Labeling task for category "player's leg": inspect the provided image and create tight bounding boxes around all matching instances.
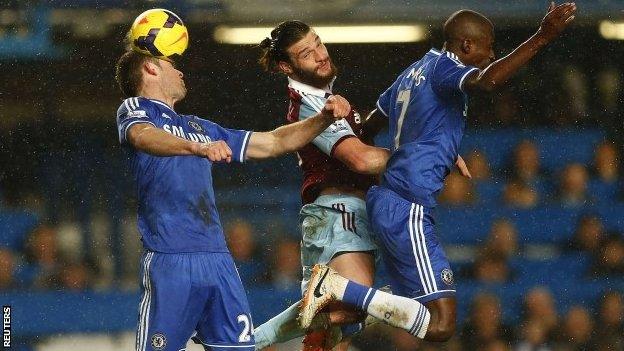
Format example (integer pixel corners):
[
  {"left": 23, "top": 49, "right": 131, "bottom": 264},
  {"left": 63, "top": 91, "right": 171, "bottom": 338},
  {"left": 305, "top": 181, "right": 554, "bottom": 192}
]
[
  {"left": 325, "top": 251, "right": 374, "bottom": 351},
  {"left": 299, "top": 264, "right": 431, "bottom": 338},
  {"left": 299, "top": 186, "right": 457, "bottom": 342},
  {"left": 366, "top": 186, "right": 457, "bottom": 341},
  {"left": 424, "top": 297, "right": 456, "bottom": 341},
  {"left": 253, "top": 301, "right": 305, "bottom": 350},
  {"left": 300, "top": 252, "right": 373, "bottom": 351},
  {"left": 301, "top": 196, "right": 378, "bottom": 350},
  {"left": 135, "top": 251, "right": 205, "bottom": 351},
  {"left": 254, "top": 196, "right": 377, "bottom": 350},
  {"left": 321, "top": 252, "right": 375, "bottom": 327},
  {"left": 194, "top": 252, "right": 255, "bottom": 351}
]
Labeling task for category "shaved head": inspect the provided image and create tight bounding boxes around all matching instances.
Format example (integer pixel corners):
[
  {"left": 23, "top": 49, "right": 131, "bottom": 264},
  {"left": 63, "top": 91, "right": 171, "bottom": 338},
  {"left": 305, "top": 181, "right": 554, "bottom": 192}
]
[
  {"left": 443, "top": 9, "right": 495, "bottom": 69},
  {"left": 444, "top": 10, "right": 493, "bottom": 43}
]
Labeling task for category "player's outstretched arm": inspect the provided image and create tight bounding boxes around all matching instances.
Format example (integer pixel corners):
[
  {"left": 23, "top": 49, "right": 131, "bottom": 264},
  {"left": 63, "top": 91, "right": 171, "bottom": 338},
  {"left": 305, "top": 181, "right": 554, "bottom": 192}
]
[
  {"left": 465, "top": 2, "right": 576, "bottom": 94},
  {"left": 245, "top": 95, "right": 351, "bottom": 160},
  {"left": 127, "top": 123, "right": 233, "bottom": 162},
  {"left": 333, "top": 138, "right": 390, "bottom": 175}
]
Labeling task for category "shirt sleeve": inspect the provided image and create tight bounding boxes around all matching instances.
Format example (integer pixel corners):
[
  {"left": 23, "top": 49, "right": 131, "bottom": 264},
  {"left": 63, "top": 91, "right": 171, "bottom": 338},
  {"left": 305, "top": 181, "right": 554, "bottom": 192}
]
[
  {"left": 431, "top": 53, "right": 479, "bottom": 96},
  {"left": 298, "top": 94, "right": 355, "bottom": 156},
  {"left": 205, "top": 121, "right": 252, "bottom": 163},
  {"left": 116, "top": 97, "right": 157, "bottom": 145},
  {"left": 376, "top": 75, "right": 401, "bottom": 118}
]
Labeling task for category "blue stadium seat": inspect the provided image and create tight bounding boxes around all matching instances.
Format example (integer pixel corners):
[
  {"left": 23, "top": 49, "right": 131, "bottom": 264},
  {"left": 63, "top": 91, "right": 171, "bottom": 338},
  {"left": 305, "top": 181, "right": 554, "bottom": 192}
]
[
  {"left": 4, "top": 278, "right": 622, "bottom": 337},
  {"left": 460, "top": 128, "right": 605, "bottom": 172},
  {"left": 216, "top": 185, "right": 301, "bottom": 208},
  {"left": 588, "top": 179, "right": 621, "bottom": 204},
  {"left": 594, "top": 204, "right": 624, "bottom": 233},
  {"left": 533, "top": 129, "right": 604, "bottom": 172},
  {"left": 0, "top": 210, "right": 39, "bottom": 251},
  {"left": 474, "top": 180, "right": 504, "bottom": 204},
  {"left": 455, "top": 277, "right": 624, "bottom": 324},
  {"left": 435, "top": 206, "right": 581, "bottom": 245},
  {"left": 14, "top": 263, "right": 40, "bottom": 288},
  {"left": 461, "top": 129, "right": 521, "bottom": 170},
  {"left": 510, "top": 254, "right": 592, "bottom": 285},
  {"left": 510, "top": 207, "right": 580, "bottom": 244},
  {"left": 437, "top": 203, "right": 624, "bottom": 245},
  {"left": 435, "top": 206, "right": 499, "bottom": 244}
]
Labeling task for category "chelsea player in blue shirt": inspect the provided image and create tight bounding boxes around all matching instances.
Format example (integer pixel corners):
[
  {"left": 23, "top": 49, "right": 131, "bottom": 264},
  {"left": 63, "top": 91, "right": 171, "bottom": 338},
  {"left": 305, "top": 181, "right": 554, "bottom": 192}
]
[
  {"left": 299, "top": 2, "right": 577, "bottom": 343},
  {"left": 114, "top": 49, "right": 351, "bottom": 351}
]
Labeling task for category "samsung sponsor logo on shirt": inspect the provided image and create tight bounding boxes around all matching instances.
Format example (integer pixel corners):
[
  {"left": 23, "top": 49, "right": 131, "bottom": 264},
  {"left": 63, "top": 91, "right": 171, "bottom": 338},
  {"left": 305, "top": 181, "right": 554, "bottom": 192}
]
[{"left": 163, "top": 124, "right": 212, "bottom": 143}]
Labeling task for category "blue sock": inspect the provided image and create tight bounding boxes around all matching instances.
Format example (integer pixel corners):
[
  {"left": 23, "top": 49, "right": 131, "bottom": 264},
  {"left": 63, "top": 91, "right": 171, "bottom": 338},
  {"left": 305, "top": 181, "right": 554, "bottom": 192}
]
[{"left": 342, "top": 280, "right": 377, "bottom": 311}]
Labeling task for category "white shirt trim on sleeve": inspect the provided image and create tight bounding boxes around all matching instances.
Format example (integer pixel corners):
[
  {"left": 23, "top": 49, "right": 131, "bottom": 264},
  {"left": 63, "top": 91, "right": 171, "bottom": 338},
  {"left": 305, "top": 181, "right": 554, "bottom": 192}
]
[
  {"left": 459, "top": 67, "right": 479, "bottom": 93},
  {"left": 123, "top": 120, "right": 156, "bottom": 143},
  {"left": 239, "top": 131, "right": 252, "bottom": 162},
  {"left": 376, "top": 100, "right": 389, "bottom": 117},
  {"left": 123, "top": 98, "right": 135, "bottom": 111}
]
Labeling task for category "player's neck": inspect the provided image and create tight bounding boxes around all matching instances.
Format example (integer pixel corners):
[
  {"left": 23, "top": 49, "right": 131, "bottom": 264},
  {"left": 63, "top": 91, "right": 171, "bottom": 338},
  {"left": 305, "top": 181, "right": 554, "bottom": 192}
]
[
  {"left": 289, "top": 74, "right": 332, "bottom": 91},
  {"left": 138, "top": 87, "right": 176, "bottom": 110},
  {"left": 287, "top": 76, "right": 333, "bottom": 96},
  {"left": 441, "top": 42, "right": 467, "bottom": 64}
]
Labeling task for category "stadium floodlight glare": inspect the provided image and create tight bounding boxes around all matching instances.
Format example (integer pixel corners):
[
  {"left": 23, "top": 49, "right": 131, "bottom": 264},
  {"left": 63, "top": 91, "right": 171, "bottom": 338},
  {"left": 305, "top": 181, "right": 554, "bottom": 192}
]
[
  {"left": 599, "top": 20, "right": 624, "bottom": 40},
  {"left": 214, "top": 25, "right": 427, "bottom": 44}
]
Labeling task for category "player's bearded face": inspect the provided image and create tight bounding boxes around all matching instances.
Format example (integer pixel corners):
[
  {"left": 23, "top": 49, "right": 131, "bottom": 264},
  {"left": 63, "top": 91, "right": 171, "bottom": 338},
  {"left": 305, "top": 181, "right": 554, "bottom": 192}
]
[
  {"left": 291, "top": 58, "right": 337, "bottom": 88},
  {"left": 286, "top": 31, "right": 337, "bottom": 88}
]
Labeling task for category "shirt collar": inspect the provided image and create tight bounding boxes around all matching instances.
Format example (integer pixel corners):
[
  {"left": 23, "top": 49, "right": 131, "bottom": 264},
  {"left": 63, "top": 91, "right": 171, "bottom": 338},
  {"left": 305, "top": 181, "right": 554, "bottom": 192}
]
[
  {"left": 436, "top": 48, "right": 468, "bottom": 65},
  {"left": 147, "top": 98, "right": 176, "bottom": 113},
  {"left": 287, "top": 76, "right": 336, "bottom": 98},
  {"left": 428, "top": 48, "right": 442, "bottom": 56}
]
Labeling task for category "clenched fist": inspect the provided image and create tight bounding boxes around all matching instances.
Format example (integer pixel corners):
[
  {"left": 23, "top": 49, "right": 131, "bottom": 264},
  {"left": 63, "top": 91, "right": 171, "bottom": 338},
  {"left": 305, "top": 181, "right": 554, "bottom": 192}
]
[
  {"left": 191, "top": 140, "right": 233, "bottom": 163},
  {"left": 321, "top": 95, "right": 351, "bottom": 121}
]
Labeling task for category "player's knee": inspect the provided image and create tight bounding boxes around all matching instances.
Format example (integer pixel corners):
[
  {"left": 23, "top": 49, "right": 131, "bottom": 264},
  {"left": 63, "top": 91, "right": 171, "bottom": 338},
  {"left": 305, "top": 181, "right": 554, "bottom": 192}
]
[{"left": 437, "top": 319, "right": 456, "bottom": 341}]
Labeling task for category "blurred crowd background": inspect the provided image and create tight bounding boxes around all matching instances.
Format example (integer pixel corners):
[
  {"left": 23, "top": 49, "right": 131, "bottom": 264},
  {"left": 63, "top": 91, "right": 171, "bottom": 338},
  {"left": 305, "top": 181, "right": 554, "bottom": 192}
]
[{"left": 1, "top": 1, "right": 624, "bottom": 350}]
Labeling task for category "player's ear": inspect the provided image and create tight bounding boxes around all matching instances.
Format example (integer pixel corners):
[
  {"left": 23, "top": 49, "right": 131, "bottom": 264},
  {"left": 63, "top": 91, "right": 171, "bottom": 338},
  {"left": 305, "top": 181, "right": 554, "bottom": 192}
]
[
  {"left": 144, "top": 61, "right": 160, "bottom": 76},
  {"left": 461, "top": 39, "right": 472, "bottom": 55},
  {"left": 277, "top": 61, "right": 294, "bottom": 75}
]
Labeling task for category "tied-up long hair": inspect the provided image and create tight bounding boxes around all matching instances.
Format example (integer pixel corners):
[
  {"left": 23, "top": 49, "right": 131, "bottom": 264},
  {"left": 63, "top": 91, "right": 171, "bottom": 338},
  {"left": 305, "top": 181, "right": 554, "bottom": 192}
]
[{"left": 258, "top": 20, "right": 310, "bottom": 72}]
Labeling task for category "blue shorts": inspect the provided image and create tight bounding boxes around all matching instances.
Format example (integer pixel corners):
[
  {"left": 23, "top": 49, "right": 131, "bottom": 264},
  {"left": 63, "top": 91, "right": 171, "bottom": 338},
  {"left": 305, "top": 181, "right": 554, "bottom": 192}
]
[
  {"left": 366, "top": 186, "right": 456, "bottom": 303},
  {"left": 136, "top": 251, "right": 254, "bottom": 351}
]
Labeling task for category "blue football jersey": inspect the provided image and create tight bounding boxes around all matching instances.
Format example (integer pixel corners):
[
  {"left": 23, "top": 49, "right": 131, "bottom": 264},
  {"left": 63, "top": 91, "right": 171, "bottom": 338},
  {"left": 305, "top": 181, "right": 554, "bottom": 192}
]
[
  {"left": 116, "top": 97, "right": 252, "bottom": 253},
  {"left": 376, "top": 49, "right": 478, "bottom": 207}
]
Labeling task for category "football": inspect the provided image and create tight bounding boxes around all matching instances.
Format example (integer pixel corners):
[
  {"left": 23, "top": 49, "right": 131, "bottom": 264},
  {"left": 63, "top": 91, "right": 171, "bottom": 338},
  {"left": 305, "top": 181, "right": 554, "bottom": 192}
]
[{"left": 128, "top": 9, "right": 188, "bottom": 60}]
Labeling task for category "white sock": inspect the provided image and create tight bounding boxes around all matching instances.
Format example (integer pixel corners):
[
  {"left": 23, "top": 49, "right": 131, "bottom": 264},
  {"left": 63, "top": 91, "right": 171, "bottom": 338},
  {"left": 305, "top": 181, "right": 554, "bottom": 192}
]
[
  {"left": 325, "top": 267, "right": 431, "bottom": 338},
  {"left": 366, "top": 291, "right": 431, "bottom": 338},
  {"left": 334, "top": 275, "right": 431, "bottom": 339}
]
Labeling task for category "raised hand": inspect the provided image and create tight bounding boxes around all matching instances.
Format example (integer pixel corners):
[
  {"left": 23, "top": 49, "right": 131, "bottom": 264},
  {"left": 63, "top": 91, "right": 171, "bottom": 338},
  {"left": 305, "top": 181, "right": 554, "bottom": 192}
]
[
  {"left": 455, "top": 155, "right": 472, "bottom": 179},
  {"left": 537, "top": 2, "right": 577, "bottom": 43},
  {"left": 322, "top": 95, "right": 351, "bottom": 120},
  {"left": 192, "top": 140, "right": 233, "bottom": 163}
]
